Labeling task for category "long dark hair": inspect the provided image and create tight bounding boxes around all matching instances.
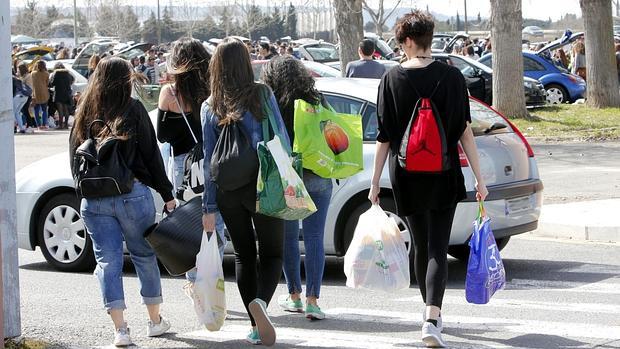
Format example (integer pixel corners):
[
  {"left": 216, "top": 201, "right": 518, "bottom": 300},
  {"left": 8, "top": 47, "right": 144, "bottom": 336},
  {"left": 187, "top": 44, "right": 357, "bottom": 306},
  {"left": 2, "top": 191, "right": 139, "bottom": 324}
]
[
  {"left": 209, "top": 37, "right": 264, "bottom": 125},
  {"left": 167, "top": 37, "right": 211, "bottom": 115},
  {"left": 261, "top": 56, "right": 321, "bottom": 114},
  {"left": 72, "top": 57, "right": 134, "bottom": 145}
]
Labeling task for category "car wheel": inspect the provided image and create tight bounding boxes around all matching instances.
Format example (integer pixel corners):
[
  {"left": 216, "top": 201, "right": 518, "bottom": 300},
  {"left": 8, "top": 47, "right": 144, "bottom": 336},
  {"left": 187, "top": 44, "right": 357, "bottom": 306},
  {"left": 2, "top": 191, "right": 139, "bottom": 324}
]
[
  {"left": 448, "top": 236, "right": 511, "bottom": 262},
  {"left": 545, "top": 84, "right": 567, "bottom": 104},
  {"left": 342, "top": 197, "right": 414, "bottom": 279},
  {"left": 37, "top": 193, "right": 96, "bottom": 272}
]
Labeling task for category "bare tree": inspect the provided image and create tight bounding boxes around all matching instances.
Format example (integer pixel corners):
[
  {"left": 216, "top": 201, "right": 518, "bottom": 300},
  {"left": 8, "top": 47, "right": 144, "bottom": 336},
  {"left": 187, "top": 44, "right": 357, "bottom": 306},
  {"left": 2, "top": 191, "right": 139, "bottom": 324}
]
[
  {"left": 334, "top": 0, "right": 364, "bottom": 75},
  {"left": 579, "top": 0, "right": 620, "bottom": 107},
  {"left": 361, "top": 0, "right": 403, "bottom": 37},
  {"left": 489, "top": 0, "right": 529, "bottom": 119},
  {"left": 178, "top": 0, "right": 203, "bottom": 38}
]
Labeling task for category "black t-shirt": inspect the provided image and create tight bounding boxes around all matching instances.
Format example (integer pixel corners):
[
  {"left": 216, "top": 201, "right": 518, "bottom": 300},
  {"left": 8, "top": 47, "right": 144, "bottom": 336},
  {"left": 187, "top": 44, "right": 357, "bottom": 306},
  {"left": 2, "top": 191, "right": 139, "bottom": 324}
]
[
  {"left": 156, "top": 109, "right": 202, "bottom": 157},
  {"left": 377, "top": 61, "right": 471, "bottom": 215}
]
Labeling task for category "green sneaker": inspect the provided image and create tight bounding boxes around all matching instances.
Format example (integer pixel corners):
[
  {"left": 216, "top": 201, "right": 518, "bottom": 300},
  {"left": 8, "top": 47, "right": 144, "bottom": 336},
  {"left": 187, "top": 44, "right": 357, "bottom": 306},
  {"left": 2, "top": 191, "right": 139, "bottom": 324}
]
[
  {"left": 305, "top": 304, "right": 325, "bottom": 320},
  {"left": 245, "top": 328, "right": 261, "bottom": 345},
  {"left": 278, "top": 295, "right": 303, "bottom": 313}
]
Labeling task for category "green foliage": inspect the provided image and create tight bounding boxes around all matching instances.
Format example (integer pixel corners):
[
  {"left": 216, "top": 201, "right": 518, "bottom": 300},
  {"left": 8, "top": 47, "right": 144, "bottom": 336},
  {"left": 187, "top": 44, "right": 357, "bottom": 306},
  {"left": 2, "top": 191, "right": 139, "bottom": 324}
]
[
  {"left": 511, "top": 105, "right": 620, "bottom": 141},
  {"left": 142, "top": 11, "right": 158, "bottom": 43},
  {"left": 285, "top": 3, "right": 298, "bottom": 39}
]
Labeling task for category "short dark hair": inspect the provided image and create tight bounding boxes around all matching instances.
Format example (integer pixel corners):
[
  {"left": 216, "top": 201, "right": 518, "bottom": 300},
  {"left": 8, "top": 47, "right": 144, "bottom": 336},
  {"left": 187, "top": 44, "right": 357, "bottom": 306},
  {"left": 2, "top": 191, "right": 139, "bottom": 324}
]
[
  {"left": 359, "top": 39, "right": 375, "bottom": 56},
  {"left": 466, "top": 45, "right": 474, "bottom": 55},
  {"left": 395, "top": 10, "right": 434, "bottom": 49},
  {"left": 139, "top": 56, "right": 145, "bottom": 63},
  {"left": 260, "top": 42, "right": 270, "bottom": 51}
]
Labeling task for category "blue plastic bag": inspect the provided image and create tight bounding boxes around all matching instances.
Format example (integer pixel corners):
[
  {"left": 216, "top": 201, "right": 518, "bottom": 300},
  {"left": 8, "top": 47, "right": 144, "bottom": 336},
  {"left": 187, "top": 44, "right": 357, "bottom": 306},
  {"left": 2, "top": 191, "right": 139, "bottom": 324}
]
[{"left": 465, "top": 201, "right": 506, "bottom": 304}]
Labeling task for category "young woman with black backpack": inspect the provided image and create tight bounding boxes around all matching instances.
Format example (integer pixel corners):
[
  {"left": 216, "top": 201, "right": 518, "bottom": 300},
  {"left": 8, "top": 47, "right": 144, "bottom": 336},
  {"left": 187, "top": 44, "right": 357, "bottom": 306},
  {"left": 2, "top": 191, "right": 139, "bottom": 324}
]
[
  {"left": 369, "top": 10, "right": 488, "bottom": 348},
  {"left": 201, "top": 38, "right": 290, "bottom": 347},
  {"left": 69, "top": 57, "right": 176, "bottom": 347}
]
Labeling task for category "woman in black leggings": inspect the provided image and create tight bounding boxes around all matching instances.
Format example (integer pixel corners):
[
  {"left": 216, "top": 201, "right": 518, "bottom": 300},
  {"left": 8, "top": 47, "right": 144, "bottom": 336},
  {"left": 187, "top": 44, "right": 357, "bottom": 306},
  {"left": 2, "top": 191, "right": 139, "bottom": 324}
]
[
  {"left": 369, "top": 10, "right": 488, "bottom": 348},
  {"left": 201, "top": 38, "right": 290, "bottom": 347}
]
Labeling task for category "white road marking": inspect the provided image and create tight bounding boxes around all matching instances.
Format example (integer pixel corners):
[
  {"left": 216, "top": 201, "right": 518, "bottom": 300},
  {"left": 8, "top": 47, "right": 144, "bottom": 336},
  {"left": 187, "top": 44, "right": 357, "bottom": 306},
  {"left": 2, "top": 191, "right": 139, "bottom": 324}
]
[
  {"left": 394, "top": 295, "right": 620, "bottom": 314},
  {"left": 507, "top": 278, "right": 620, "bottom": 294}
]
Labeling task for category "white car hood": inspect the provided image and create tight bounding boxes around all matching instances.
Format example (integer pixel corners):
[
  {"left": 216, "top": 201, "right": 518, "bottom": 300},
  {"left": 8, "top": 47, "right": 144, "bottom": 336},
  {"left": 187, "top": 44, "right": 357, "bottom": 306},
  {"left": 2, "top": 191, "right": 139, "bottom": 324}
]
[{"left": 16, "top": 152, "right": 73, "bottom": 193}]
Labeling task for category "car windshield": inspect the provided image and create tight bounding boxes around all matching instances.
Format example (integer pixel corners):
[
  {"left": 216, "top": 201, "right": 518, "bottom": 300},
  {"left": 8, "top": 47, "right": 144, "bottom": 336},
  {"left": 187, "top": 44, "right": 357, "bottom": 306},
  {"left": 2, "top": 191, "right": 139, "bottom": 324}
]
[
  {"left": 457, "top": 55, "right": 493, "bottom": 76},
  {"left": 305, "top": 44, "right": 339, "bottom": 62}
]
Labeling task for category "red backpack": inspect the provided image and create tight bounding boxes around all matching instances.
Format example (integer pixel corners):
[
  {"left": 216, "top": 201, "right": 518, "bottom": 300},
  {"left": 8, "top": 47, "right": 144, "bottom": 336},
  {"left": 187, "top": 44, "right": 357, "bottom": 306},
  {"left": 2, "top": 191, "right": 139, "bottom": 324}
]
[{"left": 398, "top": 74, "right": 451, "bottom": 173}]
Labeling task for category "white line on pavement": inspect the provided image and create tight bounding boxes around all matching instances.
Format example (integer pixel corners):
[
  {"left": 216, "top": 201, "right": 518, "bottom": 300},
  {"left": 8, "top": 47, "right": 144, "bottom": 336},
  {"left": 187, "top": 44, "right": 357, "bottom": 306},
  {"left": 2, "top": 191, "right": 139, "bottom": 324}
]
[{"left": 507, "top": 278, "right": 620, "bottom": 294}]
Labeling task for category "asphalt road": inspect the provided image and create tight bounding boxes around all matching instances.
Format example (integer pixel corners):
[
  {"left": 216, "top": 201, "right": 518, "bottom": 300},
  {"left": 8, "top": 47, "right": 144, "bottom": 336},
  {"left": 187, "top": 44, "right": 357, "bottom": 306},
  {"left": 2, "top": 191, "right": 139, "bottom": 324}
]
[{"left": 16, "top": 236, "right": 620, "bottom": 349}]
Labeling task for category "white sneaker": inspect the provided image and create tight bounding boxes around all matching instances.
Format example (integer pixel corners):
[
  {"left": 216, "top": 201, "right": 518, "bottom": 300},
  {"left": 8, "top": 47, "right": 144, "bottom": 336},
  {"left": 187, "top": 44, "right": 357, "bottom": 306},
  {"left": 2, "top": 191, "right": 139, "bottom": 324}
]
[
  {"left": 146, "top": 316, "right": 171, "bottom": 337},
  {"left": 421, "top": 321, "right": 446, "bottom": 348},
  {"left": 422, "top": 312, "right": 443, "bottom": 332},
  {"left": 249, "top": 299, "right": 276, "bottom": 347},
  {"left": 113, "top": 325, "right": 132, "bottom": 347}
]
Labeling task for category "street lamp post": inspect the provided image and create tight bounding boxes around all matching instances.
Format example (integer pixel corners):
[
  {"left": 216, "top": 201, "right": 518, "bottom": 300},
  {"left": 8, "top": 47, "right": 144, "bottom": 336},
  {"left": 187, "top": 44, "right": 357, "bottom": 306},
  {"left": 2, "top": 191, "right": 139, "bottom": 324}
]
[
  {"left": 73, "top": 0, "right": 78, "bottom": 47},
  {"left": 157, "top": 0, "right": 162, "bottom": 44},
  {"left": 464, "top": 0, "right": 468, "bottom": 33}
]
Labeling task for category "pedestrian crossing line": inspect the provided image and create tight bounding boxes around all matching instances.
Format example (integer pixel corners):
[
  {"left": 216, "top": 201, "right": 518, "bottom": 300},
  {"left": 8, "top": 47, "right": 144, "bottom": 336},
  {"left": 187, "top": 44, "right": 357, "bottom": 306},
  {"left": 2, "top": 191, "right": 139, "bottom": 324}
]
[
  {"left": 324, "top": 308, "right": 620, "bottom": 341},
  {"left": 184, "top": 323, "right": 509, "bottom": 349},
  {"left": 394, "top": 295, "right": 620, "bottom": 314},
  {"left": 507, "top": 278, "right": 620, "bottom": 294}
]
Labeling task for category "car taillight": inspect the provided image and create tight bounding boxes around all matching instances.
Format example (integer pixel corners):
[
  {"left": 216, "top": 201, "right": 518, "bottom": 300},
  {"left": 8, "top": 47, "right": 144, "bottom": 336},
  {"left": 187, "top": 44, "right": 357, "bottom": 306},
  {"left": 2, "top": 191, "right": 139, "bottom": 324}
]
[{"left": 457, "top": 144, "right": 469, "bottom": 167}]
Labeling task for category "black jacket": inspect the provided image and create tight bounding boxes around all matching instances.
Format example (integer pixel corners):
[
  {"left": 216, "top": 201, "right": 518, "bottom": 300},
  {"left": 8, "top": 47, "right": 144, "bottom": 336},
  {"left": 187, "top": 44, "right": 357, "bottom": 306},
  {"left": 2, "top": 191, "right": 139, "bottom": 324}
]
[
  {"left": 70, "top": 99, "right": 174, "bottom": 202},
  {"left": 49, "top": 70, "right": 74, "bottom": 104}
]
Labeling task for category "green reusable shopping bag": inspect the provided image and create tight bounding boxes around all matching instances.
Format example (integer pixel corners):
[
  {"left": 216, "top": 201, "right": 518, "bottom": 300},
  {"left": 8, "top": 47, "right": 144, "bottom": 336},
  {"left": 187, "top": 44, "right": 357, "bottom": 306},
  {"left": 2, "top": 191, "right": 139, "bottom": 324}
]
[
  {"left": 255, "top": 93, "right": 317, "bottom": 220},
  {"left": 293, "top": 99, "right": 363, "bottom": 179}
]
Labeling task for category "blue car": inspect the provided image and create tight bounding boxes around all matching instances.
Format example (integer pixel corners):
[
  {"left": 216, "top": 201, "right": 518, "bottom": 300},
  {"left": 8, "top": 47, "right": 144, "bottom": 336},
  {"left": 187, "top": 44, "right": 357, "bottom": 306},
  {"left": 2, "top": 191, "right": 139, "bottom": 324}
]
[{"left": 478, "top": 50, "right": 586, "bottom": 104}]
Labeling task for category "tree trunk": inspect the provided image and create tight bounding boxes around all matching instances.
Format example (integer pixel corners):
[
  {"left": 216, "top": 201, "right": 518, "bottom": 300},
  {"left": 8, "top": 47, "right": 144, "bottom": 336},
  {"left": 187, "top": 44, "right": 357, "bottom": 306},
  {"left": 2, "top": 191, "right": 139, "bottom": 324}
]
[
  {"left": 334, "top": 0, "right": 364, "bottom": 75},
  {"left": 580, "top": 0, "right": 620, "bottom": 107},
  {"left": 490, "top": 0, "right": 529, "bottom": 119}
]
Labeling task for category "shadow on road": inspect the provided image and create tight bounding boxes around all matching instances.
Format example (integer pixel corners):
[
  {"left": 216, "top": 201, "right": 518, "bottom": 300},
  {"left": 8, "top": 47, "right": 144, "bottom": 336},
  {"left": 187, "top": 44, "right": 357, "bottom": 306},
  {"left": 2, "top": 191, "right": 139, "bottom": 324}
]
[{"left": 447, "top": 330, "right": 588, "bottom": 349}]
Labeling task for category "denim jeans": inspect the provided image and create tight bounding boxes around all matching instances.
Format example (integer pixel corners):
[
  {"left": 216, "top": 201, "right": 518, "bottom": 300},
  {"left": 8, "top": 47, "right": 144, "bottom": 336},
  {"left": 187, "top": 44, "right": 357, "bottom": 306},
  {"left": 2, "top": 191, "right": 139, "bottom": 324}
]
[
  {"left": 80, "top": 182, "right": 163, "bottom": 310},
  {"left": 13, "top": 94, "right": 27, "bottom": 131},
  {"left": 283, "top": 171, "right": 333, "bottom": 298},
  {"left": 34, "top": 103, "right": 48, "bottom": 127},
  {"left": 173, "top": 154, "right": 227, "bottom": 282}
]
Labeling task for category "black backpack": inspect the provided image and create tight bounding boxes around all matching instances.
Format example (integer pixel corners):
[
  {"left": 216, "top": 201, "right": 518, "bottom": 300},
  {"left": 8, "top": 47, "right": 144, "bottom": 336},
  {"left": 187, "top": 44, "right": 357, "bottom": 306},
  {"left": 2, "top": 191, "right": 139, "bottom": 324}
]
[
  {"left": 73, "top": 119, "right": 134, "bottom": 198},
  {"left": 210, "top": 121, "right": 258, "bottom": 192}
]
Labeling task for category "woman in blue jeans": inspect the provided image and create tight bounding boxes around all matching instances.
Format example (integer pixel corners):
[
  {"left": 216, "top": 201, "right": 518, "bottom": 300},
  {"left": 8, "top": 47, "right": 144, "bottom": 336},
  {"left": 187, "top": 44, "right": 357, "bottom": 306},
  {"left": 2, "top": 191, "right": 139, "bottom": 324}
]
[
  {"left": 261, "top": 56, "right": 333, "bottom": 320},
  {"left": 70, "top": 58, "right": 176, "bottom": 347}
]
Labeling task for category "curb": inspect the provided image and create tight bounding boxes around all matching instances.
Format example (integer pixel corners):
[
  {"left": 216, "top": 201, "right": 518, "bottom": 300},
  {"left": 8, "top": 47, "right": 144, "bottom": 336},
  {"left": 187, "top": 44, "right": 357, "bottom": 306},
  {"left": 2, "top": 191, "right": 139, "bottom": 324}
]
[{"left": 529, "top": 199, "right": 620, "bottom": 243}]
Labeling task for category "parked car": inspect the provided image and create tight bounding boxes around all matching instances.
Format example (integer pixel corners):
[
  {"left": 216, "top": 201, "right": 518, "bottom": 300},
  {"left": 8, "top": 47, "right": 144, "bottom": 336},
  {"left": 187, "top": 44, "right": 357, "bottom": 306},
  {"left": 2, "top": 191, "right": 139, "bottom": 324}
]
[
  {"left": 297, "top": 42, "right": 340, "bottom": 63},
  {"left": 478, "top": 52, "right": 586, "bottom": 104},
  {"left": 363, "top": 32, "right": 396, "bottom": 60},
  {"left": 432, "top": 33, "right": 470, "bottom": 54},
  {"left": 44, "top": 60, "right": 88, "bottom": 95},
  {"left": 16, "top": 78, "right": 542, "bottom": 272},
  {"left": 252, "top": 60, "right": 341, "bottom": 80},
  {"left": 12, "top": 46, "right": 55, "bottom": 63},
  {"left": 72, "top": 40, "right": 151, "bottom": 78},
  {"left": 433, "top": 53, "right": 547, "bottom": 107},
  {"left": 522, "top": 26, "right": 544, "bottom": 38}
]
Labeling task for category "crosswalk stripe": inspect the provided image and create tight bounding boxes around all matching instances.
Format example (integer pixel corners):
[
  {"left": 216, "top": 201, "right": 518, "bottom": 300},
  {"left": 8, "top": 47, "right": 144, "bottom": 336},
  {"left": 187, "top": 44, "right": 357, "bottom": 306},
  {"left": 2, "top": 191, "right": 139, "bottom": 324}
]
[
  {"left": 325, "top": 308, "right": 620, "bottom": 340},
  {"left": 394, "top": 295, "right": 620, "bottom": 314},
  {"left": 507, "top": 278, "right": 620, "bottom": 294}
]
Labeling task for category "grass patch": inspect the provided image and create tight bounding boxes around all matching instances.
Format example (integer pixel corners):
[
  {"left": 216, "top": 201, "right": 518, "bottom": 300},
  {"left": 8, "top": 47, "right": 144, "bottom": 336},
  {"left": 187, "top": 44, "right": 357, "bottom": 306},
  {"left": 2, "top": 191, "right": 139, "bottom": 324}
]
[
  {"left": 510, "top": 104, "right": 620, "bottom": 141},
  {"left": 5, "top": 338, "right": 51, "bottom": 349}
]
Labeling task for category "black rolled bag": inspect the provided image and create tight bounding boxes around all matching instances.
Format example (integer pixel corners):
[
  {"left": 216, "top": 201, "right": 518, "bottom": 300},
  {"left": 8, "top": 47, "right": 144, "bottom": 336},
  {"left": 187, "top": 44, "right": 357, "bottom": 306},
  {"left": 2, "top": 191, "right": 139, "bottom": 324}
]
[{"left": 144, "top": 196, "right": 203, "bottom": 276}]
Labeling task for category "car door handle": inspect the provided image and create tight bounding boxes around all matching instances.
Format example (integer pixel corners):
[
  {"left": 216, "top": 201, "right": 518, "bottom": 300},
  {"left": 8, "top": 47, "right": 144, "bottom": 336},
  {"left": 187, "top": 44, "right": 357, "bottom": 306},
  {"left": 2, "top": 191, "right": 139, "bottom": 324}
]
[{"left": 504, "top": 165, "right": 513, "bottom": 176}]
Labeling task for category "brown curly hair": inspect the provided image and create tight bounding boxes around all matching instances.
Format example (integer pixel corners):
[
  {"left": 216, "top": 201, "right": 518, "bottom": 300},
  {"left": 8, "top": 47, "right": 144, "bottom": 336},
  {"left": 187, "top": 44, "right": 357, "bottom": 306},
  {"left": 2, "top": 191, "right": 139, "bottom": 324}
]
[{"left": 394, "top": 9, "right": 435, "bottom": 50}]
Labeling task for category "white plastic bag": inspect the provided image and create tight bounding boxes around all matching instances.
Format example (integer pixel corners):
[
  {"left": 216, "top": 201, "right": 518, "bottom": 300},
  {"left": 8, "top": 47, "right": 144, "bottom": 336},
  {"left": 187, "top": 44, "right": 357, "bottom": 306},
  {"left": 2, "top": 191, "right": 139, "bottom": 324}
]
[
  {"left": 193, "top": 232, "right": 226, "bottom": 331},
  {"left": 344, "top": 204, "right": 410, "bottom": 292}
]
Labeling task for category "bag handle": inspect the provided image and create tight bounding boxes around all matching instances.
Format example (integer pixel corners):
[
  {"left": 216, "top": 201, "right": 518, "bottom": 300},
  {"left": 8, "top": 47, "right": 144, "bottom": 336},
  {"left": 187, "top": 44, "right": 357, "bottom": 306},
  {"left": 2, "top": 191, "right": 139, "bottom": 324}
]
[
  {"left": 171, "top": 86, "right": 199, "bottom": 145},
  {"left": 260, "top": 88, "right": 292, "bottom": 154},
  {"left": 87, "top": 119, "right": 113, "bottom": 140},
  {"left": 477, "top": 200, "right": 487, "bottom": 225}
]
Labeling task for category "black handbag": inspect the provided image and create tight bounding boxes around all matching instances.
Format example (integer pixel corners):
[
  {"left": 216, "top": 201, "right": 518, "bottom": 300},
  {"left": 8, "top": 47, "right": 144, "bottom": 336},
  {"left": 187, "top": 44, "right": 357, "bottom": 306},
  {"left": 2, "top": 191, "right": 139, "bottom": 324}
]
[
  {"left": 143, "top": 196, "right": 203, "bottom": 276},
  {"left": 73, "top": 119, "right": 134, "bottom": 198},
  {"left": 210, "top": 121, "right": 259, "bottom": 191}
]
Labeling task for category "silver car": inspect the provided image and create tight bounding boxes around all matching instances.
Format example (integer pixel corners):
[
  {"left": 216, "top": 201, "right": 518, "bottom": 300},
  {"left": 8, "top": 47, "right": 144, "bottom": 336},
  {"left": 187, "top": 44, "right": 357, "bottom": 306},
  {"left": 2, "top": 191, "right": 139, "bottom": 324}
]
[{"left": 15, "top": 78, "right": 543, "bottom": 272}]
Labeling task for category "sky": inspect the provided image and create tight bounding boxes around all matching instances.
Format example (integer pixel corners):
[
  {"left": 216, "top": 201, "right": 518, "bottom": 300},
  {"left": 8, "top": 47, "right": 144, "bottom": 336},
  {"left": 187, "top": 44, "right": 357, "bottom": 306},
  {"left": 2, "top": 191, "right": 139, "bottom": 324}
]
[{"left": 10, "top": 0, "right": 584, "bottom": 21}]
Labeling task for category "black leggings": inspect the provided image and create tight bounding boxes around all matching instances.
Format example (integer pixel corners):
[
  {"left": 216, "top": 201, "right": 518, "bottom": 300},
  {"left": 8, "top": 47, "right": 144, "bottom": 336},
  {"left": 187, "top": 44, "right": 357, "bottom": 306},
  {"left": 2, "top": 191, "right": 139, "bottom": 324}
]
[
  {"left": 405, "top": 206, "right": 456, "bottom": 309},
  {"left": 216, "top": 186, "right": 284, "bottom": 326}
]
